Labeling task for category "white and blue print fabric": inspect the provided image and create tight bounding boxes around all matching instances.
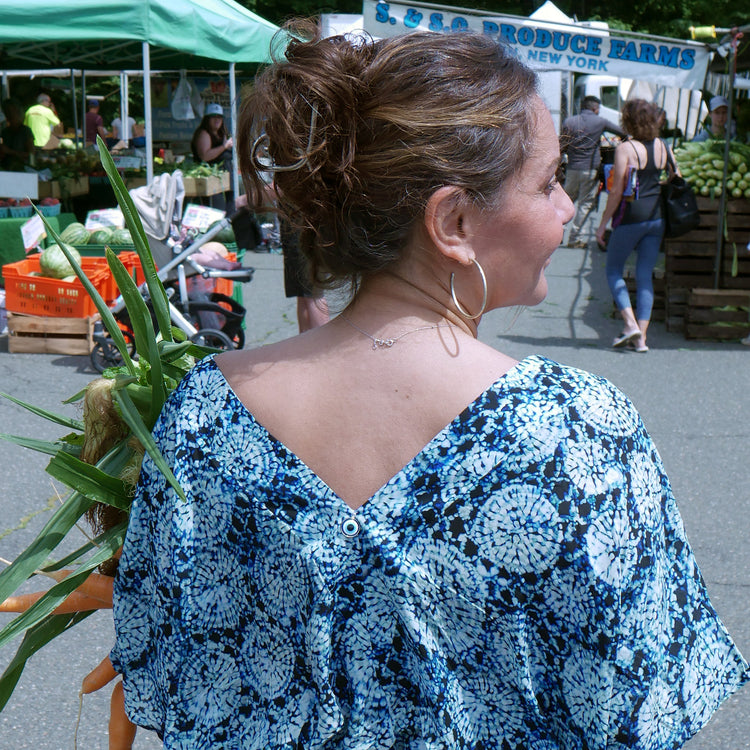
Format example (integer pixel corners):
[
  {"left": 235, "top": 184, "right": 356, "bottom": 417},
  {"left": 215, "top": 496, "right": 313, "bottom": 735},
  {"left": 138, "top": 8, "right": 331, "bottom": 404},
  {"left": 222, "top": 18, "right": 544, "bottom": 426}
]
[{"left": 111, "top": 355, "right": 748, "bottom": 749}]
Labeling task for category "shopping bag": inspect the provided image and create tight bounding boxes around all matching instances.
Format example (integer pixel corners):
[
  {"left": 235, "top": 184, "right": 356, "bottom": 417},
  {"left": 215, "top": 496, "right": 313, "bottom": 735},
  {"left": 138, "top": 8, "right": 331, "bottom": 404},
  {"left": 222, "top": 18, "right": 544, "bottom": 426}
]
[{"left": 661, "top": 176, "right": 700, "bottom": 238}]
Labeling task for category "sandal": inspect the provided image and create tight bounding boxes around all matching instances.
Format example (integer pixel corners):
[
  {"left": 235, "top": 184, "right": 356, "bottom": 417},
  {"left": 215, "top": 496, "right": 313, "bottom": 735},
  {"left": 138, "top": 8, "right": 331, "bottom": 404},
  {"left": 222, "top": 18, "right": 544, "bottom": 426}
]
[{"left": 612, "top": 329, "right": 641, "bottom": 348}]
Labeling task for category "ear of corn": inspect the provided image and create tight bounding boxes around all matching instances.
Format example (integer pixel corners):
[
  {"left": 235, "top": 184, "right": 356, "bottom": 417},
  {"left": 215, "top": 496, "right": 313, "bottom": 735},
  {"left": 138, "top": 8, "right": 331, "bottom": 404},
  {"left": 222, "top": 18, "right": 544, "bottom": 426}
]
[{"left": 0, "top": 135, "right": 220, "bottom": 709}]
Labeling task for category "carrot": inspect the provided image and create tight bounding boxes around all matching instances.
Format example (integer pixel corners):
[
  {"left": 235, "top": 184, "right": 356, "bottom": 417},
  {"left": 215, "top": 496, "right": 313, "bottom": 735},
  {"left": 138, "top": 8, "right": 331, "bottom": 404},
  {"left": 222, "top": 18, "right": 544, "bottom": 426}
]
[
  {"left": 81, "top": 655, "right": 118, "bottom": 694},
  {"left": 41, "top": 569, "right": 114, "bottom": 605},
  {"left": 109, "top": 681, "right": 137, "bottom": 750},
  {"left": 0, "top": 590, "right": 112, "bottom": 614}
]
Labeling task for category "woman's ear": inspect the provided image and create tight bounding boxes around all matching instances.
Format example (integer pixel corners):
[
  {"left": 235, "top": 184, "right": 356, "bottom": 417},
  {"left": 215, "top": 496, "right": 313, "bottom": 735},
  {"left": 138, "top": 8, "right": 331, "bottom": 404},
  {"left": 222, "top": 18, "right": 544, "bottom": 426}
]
[{"left": 424, "top": 186, "right": 476, "bottom": 265}]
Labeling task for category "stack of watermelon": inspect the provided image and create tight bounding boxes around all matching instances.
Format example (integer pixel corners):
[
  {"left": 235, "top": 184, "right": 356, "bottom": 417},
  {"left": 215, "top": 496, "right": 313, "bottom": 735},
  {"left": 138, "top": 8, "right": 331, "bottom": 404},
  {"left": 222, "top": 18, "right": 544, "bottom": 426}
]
[{"left": 58, "top": 222, "right": 133, "bottom": 247}]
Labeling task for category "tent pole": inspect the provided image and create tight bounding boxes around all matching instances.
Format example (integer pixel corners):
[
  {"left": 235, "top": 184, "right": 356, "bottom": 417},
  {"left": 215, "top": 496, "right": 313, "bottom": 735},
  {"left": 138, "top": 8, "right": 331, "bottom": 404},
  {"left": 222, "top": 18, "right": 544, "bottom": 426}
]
[
  {"left": 120, "top": 72, "right": 130, "bottom": 142},
  {"left": 713, "top": 28, "right": 741, "bottom": 290},
  {"left": 81, "top": 71, "right": 87, "bottom": 148},
  {"left": 143, "top": 42, "right": 153, "bottom": 185},
  {"left": 69, "top": 69, "right": 79, "bottom": 149},
  {"left": 229, "top": 62, "right": 239, "bottom": 204}
]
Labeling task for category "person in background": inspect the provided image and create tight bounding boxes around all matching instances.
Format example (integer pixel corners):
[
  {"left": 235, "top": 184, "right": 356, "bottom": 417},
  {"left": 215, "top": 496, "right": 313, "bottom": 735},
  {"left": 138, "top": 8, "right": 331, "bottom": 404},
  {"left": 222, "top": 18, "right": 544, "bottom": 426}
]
[
  {"left": 112, "top": 24, "right": 748, "bottom": 749},
  {"left": 0, "top": 99, "right": 34, "bottom": 170},
  {"left": 692, "top": 95, "right": 736, "bottom": 142},
  {"left": 111, "top": 114, "right": 136, "bottom": 144},
  {"left": 24, "top": 93, "right": 60, "bottom": 149},
  {"left": 192, "top": 102, "right": 234, "bottom": 211},
  {"left": 596, "top": 99, "right": 679, "bottom": 353},
  {"left": 560, "top": 95, "right": 623, "bottom": 248},
  {"left": 85, "top": 98, "right": 108, "bottom": 145},
  {"left": 280, "top": 219, "right": 330, "bottom": 332},
  {"left": 191, "top": 102, "right": 233, "bottom": 167}
]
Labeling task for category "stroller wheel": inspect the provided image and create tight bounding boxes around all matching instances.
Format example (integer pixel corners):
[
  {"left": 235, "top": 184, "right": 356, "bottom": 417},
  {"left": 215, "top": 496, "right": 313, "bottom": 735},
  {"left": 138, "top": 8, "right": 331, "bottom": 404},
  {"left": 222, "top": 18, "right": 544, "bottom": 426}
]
[
  {"left": 91, "top": 339, "right": 125, "bottom": 373},
  {"left": 191, "top": 329, "right": 236, "bottom": 351}
]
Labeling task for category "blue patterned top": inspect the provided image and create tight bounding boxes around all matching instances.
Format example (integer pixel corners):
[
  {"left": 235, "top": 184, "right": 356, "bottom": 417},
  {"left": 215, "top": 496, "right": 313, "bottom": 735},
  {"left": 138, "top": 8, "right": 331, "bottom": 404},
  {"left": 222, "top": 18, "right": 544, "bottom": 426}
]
[{"left": 111, "top": 355, "right": 748, "bottom": 749}]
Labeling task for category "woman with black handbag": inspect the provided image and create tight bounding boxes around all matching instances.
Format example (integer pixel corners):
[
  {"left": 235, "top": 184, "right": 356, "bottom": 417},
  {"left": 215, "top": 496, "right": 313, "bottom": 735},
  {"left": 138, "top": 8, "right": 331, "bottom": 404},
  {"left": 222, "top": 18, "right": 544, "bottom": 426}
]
[{"left": 595, "top": 99, "right": 679, "bottom": 353}]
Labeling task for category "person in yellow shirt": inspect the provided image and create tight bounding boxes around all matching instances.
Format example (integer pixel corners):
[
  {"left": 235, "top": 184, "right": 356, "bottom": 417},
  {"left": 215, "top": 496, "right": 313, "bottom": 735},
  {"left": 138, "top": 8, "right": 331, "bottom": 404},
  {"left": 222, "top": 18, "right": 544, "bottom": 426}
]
[{"left": 24, "top": 93, "right": 61, "bottom": 149}]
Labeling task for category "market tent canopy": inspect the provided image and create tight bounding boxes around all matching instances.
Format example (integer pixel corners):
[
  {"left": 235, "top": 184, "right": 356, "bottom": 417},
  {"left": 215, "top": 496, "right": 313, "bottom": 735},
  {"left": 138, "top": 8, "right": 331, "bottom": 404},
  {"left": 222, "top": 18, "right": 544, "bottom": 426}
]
[{"left": 0, "top": 0, "right": 280, "bottom": 70}]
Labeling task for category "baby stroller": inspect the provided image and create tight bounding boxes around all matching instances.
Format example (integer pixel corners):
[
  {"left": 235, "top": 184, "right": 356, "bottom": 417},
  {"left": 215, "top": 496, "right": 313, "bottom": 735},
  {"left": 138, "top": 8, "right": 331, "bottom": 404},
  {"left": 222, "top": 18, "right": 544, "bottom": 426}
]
[{"left": 90, "top": 172, "right": 255, "bottom": 373}]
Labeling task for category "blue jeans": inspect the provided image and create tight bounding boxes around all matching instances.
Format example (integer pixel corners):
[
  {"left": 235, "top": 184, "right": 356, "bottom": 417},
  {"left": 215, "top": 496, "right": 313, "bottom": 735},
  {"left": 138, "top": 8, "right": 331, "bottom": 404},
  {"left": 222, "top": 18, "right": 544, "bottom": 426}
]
[{"left": 606, "top": 219, "right": 663, "bottom": 321}]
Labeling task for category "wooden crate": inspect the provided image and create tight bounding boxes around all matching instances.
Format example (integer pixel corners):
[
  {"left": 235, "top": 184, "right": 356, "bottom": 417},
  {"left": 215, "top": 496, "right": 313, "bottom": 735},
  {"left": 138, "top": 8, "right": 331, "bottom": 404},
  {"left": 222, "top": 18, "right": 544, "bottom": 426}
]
[
  {"left": 685, "top": 288, "right": 750, "bottom": 340},
  {"left": 7, "top": 312, "right": 98, "bottom": 354},
  {"left": 182, "top": 175, "right": 224, "bottom": 197},
  {"left": 663, "top": 198, "right": 750, "bottom": 333}
]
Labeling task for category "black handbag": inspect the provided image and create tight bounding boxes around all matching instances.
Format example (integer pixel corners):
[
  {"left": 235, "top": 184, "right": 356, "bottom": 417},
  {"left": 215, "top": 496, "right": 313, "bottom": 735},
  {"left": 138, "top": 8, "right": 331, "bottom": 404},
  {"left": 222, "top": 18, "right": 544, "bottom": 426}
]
[{"left": 662, "top": 147, "right": 700, "bottom": 238}]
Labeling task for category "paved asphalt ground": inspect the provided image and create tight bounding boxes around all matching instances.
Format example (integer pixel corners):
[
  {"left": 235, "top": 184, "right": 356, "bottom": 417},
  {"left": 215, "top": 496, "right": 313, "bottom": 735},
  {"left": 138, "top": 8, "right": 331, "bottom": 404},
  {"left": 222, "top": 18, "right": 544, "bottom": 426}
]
[{"left": 0, "top": 239, "right": 748, "bottom": 748}]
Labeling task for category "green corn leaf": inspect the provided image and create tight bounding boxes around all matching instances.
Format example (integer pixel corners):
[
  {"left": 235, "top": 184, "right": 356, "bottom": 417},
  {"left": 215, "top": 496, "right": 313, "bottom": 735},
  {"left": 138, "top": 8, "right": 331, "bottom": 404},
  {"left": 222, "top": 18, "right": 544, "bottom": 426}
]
[
  {"left": 113, "top": 387, "right": 186, "bottom": 502},
  {"left": 105, "top": 248, "right": 166, "bottom": 424},
  {"left": 158, "top": 339, "right": 196, "bottom": 363},
  {"left": 0, "top": 612, "right": 93, "bottom": 711},
  {"left": 0, "top": 391, "right": 83, "bottom": 431},
  {"left": 34, "top": 208, "right": 137, "bottom": 378},
  {"left": 0, "top": 526, "right": 124, "bottom": 651},
  {"left": 0, "top": 440, "right": 131, "bottom": 606},
  {"left": 46, "top": 452, "right": 132, "bottom": 511},
  {"left": 41, "top": 525, "right": 126, "bottom": 573},
  {"left": 0, "top": 433, "right": 69, "bottom": 457},
  {"left": 0, "top": 493, "right": 93, "bottom": 608},
  {"left": 97, "top": 136, "right": 173, "bottom": 342}
]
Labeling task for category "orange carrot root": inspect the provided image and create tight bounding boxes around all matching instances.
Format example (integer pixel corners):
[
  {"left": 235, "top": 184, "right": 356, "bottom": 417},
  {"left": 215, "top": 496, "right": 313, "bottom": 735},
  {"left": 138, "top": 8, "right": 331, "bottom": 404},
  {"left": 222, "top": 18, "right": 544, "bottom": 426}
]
[
  {"left": 0, "top": 589, "right": 112, "bottom": 614},
  {"left": 109, "top": 681, "right": 137, "bottom": 750},
  {"left": 41, "top": 569, "right": 114, "bottom": 605},
  {"left": 81, "top": 655, "right": 118, "bottom": 695}
]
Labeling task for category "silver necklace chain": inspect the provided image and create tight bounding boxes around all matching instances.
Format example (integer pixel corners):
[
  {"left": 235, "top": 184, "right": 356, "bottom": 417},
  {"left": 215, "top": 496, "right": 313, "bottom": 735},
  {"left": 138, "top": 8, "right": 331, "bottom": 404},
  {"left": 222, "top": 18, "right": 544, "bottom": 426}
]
[{"left": 340, "top": 314, "right": 454, "bottom": 350}]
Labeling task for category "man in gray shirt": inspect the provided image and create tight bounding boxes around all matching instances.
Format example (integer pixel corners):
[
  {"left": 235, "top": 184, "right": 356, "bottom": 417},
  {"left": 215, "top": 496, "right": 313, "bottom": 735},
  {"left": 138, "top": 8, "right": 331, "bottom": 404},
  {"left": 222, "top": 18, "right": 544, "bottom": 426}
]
[{"left": 561, "top": 95, "right": 623, "bottom": 248}]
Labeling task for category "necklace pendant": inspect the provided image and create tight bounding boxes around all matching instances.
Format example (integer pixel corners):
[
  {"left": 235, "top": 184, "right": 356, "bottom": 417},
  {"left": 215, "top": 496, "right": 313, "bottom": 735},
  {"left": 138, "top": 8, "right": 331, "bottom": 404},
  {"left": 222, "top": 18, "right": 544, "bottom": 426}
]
[{"left": 372, "top": 337, "right": 395, "bottom": 349}]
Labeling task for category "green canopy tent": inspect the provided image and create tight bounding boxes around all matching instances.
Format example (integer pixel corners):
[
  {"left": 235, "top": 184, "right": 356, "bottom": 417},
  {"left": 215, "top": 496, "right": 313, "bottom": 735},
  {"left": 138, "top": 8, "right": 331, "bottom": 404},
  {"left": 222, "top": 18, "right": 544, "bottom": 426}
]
[{"left": 0, "top": 0, "right": 280, "bottom": 185}]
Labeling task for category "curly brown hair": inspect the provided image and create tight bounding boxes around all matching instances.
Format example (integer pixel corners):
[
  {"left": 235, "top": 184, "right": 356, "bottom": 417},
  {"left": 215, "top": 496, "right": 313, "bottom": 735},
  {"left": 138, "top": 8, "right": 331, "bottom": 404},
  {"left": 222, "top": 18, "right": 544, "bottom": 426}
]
[
  {"left": 238, "top": 20, "right": 539, "bottom": 288},
  {"left": 620, "top": 98, "right": 660, "bottom": 141}
]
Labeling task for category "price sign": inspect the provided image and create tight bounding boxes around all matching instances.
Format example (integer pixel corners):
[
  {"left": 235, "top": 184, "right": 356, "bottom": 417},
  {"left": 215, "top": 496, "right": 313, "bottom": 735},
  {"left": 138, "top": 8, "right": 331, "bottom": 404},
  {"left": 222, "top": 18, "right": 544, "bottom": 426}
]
[
  {"left": 112, "top": 155, "right": 145, "bottom": 169},
  {"left": 181, "top": 203, "right": 225, "bottom": 231},
  {"left": 85, "top": 208, "right": 125, "bottom": 230},
  {"left": 21, "top": 214, "right": 46, "bottom": 252}
]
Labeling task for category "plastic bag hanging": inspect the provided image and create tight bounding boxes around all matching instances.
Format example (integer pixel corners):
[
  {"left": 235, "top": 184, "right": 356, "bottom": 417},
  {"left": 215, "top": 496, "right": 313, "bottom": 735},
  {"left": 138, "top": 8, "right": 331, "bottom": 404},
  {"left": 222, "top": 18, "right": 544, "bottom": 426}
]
[
  {"left": 189, "top": 80, "right": 205, "bottom": 120},
  {"left": 171, "top": 70, "right": 195, "bottom": 121}
]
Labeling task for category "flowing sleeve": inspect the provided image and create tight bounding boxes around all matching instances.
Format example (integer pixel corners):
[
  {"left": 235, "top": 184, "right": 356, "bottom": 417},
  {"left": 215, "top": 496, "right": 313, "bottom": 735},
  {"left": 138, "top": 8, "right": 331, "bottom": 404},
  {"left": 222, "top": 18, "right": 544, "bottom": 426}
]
[
  {"left": 109, "top": 376, "right": 187, "bottom": 738},
  {"left": 534, "top": 370, "right": 749, "bottom": 749},
  {"left": 110, "top": 359, "right": 240, "bottom": 741}
]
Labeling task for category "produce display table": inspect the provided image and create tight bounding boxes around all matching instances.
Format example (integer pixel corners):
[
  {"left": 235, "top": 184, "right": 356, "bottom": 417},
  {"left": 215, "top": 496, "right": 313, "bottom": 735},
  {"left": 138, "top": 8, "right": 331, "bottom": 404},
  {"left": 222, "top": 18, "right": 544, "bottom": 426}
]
[{"left": 0, "top": 213, "right": 77, "bottom": 285}]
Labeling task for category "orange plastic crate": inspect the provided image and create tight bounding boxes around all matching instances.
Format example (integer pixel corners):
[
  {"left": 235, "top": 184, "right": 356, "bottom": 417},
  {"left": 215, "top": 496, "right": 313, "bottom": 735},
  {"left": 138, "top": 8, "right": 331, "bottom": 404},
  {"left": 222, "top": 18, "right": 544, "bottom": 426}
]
[
  {"left": 214, "top": 252, "right": 236, "bottom": 297},
  {"left": 3, "top": 256, "right": 111, "bottom": 318}
]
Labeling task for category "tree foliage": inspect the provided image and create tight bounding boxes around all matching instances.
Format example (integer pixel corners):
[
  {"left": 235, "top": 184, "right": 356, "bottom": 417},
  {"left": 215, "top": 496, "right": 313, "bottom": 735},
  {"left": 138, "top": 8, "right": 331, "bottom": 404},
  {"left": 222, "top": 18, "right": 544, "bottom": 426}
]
[{"left": 237, "top": 0, "right": 743, "bottom": 40}]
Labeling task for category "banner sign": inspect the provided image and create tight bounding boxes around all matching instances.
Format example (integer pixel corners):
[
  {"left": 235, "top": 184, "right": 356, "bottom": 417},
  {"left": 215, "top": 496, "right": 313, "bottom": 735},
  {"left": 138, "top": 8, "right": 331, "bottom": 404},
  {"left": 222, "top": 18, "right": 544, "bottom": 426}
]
[{"left": 362, "top": 1, "right": 710, "bottom": 89}]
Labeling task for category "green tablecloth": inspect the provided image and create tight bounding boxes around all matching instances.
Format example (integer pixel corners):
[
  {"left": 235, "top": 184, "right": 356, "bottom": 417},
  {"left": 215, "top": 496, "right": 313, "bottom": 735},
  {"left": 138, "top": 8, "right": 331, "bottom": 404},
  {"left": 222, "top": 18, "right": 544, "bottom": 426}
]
[{"left": 0, "top": 213, "right": 77, "bottom": 285}]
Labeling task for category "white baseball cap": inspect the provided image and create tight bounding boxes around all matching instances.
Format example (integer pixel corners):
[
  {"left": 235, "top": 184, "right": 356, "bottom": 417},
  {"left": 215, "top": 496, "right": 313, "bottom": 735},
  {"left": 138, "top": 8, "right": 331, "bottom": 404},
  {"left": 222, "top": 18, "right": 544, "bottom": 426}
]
[
  {"left": 205, "top": 103, "right": 224, "bottom": 117},
  {"left": 709, "top": 95, "right": 729, "bottom": 111}
]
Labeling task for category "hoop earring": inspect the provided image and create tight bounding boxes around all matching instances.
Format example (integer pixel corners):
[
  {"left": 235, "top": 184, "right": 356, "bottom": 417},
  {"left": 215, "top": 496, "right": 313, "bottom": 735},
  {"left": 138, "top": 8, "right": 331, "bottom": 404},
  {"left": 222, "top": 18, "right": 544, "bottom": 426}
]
[{"left": 450, "top": 258, "right": 488, "bottom": 320}]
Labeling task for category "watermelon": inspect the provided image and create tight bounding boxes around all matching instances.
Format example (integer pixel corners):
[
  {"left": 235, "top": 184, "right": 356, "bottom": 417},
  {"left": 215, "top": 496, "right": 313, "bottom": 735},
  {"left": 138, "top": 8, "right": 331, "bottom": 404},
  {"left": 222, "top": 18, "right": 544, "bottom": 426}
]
[
  {"left": 59, "top": 223, "right": 89, "bottom": 245},
  {"left": 39, "top": 244, "right": 82, "bottom": 279},
  {"left": 208, "top": 221, "right": 235, "bottom": 244},
  {"left": 109, "top": 228, "right": 133, "bottom": 246},
  {"left": 88, "top": 228, "right": 113, "bottom": 245}
]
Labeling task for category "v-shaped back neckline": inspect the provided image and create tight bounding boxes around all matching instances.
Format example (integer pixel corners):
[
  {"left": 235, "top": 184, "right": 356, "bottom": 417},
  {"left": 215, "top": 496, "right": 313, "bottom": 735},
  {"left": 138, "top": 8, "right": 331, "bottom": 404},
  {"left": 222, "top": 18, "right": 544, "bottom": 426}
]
[{"left": 209, "top": 356, "right": 539, "bottom": 513}]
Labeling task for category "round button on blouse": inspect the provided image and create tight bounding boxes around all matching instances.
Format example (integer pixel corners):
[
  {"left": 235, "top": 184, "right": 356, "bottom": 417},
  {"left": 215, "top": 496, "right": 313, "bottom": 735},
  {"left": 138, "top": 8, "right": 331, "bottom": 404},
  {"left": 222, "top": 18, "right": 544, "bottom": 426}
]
[{"left": 341, "top": 517, "right": 361, "bottom": 537}]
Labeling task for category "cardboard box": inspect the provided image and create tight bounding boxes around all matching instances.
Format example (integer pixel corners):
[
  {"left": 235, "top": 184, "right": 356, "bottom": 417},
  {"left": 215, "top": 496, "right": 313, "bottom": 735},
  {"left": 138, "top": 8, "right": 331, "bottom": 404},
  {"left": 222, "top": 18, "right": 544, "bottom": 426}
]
[
  {"left": 7, "top": 312, "right": 98, "bottom": 355},
  {"left": 37, "top": 176, "right": 90, "bottom": 199}
]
